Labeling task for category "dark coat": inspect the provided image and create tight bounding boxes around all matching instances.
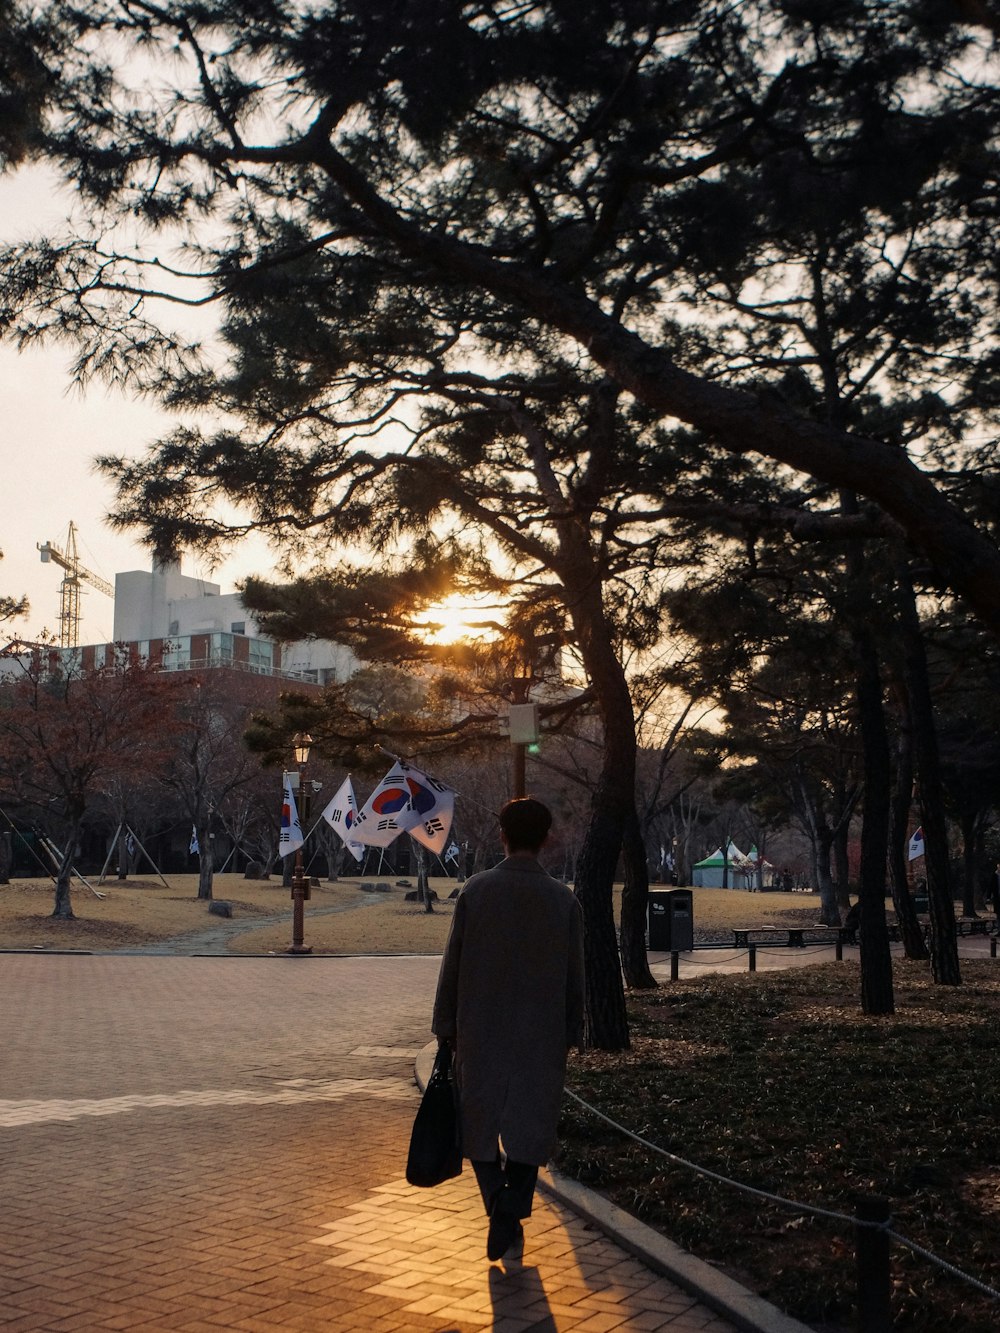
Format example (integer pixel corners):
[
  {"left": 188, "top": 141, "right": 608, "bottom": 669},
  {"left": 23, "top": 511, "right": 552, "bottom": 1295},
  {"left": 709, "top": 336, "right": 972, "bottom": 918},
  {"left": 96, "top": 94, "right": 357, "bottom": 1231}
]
[{"left": 432, "top": 853, "right": 585, "bottom": 1166}]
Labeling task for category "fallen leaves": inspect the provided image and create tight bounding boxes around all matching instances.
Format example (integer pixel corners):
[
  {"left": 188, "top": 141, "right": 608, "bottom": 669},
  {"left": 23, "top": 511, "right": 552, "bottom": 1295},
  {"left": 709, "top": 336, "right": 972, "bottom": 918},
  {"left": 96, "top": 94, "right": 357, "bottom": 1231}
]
[{"left": 559, "top": 959, "right": 1000, "bottom": 1333}]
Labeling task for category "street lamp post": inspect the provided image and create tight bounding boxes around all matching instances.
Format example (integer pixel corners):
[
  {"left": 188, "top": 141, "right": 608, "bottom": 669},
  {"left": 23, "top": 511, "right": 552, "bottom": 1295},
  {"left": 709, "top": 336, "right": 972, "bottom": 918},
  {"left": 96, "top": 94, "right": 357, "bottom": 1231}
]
[
  {"left": 510, "top": 673, "right": 530, "bottom": 800},
  {"left": 507, "top": 662, "right": 541, "bottom": 800},
  {"left": 288, "top": 732, "right": 313, "bottom": 956}
]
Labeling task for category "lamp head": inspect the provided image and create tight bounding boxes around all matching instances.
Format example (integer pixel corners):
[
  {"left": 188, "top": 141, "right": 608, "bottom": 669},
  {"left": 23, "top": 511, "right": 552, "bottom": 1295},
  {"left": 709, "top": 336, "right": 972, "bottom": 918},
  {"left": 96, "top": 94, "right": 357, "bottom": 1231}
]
[{"left": 293, "top": 732, "right": 313, "bottom": 766}]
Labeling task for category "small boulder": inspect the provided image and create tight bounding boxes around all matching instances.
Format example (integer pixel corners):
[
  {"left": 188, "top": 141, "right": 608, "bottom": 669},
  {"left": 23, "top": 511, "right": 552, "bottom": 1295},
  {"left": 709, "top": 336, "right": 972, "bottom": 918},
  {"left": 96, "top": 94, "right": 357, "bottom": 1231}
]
[{"left": 208, "top": 900, "right": 233, "bottom": 918}]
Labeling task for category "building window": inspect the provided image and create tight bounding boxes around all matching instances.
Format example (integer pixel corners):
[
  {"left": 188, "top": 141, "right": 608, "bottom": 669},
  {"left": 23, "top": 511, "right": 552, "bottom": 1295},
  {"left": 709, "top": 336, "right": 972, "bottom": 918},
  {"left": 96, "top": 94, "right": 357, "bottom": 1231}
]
[{"left": 231, "top": 621, "right": 246, "bottom": 635}]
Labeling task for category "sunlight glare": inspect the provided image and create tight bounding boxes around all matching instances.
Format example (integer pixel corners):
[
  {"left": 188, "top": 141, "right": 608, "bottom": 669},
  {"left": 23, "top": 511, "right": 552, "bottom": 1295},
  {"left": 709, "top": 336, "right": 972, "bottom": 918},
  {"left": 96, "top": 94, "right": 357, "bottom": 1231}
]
[{"left": 413, "top": 594, "right": 505, "bottom": 646}]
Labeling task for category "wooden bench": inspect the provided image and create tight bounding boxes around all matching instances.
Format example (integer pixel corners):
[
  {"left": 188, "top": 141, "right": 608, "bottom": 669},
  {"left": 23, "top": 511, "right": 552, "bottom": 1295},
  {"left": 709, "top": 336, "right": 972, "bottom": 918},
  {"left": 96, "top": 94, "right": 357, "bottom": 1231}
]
[
  {"left": 655, "top": 918, "right": 999, "bottom": 979},
  {"left": 956, "top": 918, "right": 1000, "bottom": 937},
  {"left": 730, "top": 925, "right": 853, "bottom": 950}
]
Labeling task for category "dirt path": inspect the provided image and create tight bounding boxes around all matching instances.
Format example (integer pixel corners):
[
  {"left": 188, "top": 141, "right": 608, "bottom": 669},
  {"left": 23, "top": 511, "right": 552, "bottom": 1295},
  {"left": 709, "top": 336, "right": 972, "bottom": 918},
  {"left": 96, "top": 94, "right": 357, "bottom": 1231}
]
[{"left": 126, "top": 891, "right": 386, "bottom": 955}]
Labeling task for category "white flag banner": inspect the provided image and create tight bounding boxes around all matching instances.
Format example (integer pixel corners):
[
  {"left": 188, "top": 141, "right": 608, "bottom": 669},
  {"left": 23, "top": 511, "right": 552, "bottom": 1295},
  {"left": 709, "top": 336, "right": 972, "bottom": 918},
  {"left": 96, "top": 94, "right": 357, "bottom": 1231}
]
[
  {"left": 399, "top": 761, "right": 456, "bottom": 856},
  {"left": 189, "top": 826, "right": 199, "bottom": 855},
  {"left": 321, "top": 775, "right": 365, "bottom": 863},
  {"left": 279, "top": 777, "right": 304, "bottom": 856},
  {"left": 907, "top": 827, "right": 925, "bottom": 861},
  {"left": 351, "top": 763, "right": 422, "bottom": 848}
]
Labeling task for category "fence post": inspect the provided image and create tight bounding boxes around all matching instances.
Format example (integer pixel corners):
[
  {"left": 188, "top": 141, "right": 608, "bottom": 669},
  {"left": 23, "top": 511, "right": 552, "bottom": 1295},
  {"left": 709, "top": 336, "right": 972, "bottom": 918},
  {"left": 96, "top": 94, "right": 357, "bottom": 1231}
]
[
  {"left": 748, "top": 944, "right": 756, "bottom": 973},
  {"left": 856, "top": 1194, "right": 891, "bottom": 1332},
  {"left": 670, "top": 951, "right": 679, "bottom": 981}
]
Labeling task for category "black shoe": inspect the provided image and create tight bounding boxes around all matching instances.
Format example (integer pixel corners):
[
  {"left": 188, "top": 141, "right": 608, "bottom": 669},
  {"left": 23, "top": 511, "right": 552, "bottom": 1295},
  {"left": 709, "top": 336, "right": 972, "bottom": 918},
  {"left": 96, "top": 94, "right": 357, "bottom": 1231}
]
[{"left": 487, "top": 1214, "right": 523, "bottom": 1261}]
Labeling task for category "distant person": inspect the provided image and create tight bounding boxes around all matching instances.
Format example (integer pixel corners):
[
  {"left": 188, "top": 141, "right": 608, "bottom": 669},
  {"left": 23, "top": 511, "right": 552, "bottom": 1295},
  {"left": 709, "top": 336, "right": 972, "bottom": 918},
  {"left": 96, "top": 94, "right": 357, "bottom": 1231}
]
[
  {"left": 842, "top": 900, "right": 861, "bottom": 944},
  {"left": 432, "top": 797, "right": 586, "bottom": 1262}
]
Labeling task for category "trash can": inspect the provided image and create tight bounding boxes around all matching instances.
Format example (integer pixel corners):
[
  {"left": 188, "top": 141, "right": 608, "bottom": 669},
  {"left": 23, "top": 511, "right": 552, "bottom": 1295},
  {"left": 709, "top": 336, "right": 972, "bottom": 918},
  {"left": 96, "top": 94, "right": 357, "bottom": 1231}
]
[{"left": 648, "top": 888, "right": 694, "bottom": 951}]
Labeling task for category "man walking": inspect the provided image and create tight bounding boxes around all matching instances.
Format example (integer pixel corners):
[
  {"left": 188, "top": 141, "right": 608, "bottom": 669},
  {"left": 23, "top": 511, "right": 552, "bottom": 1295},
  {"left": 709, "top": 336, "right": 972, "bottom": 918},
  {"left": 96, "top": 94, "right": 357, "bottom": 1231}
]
[{"left": 432, "top": 797, "right": 586, "bottom": 1262}]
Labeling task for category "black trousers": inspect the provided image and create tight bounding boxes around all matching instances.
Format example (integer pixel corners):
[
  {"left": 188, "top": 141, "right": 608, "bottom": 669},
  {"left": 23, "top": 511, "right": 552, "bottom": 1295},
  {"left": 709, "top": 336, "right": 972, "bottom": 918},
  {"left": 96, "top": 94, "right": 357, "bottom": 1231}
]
[{"left": 471, "top": 1151, "right": 539, "bottom": 1221}]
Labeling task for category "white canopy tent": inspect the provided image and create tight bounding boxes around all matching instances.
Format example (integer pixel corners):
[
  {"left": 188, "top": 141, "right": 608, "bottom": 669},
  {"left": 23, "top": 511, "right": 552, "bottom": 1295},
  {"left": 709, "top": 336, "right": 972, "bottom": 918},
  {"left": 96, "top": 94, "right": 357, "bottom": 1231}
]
[{"left": 691, "top": 842, "right": 774, "bottom": 888}]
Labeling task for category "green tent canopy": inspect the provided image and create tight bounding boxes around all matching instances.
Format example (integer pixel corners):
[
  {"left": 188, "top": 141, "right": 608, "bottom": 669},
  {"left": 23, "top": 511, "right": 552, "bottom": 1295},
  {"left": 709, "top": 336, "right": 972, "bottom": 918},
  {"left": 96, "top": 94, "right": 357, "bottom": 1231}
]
[{"left": 691, "top": 842, "right": 773, "bottom": 888}]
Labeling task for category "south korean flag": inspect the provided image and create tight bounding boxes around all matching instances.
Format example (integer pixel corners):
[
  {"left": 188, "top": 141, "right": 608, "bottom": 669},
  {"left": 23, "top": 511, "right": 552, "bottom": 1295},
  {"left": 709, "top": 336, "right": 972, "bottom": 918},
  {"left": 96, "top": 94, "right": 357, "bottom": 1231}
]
[
  {"left": 399, "top": 762, "right": 456, "bottom": 856},
  {"left": 321, "top": 775, "right": 365, "bottom": 862},
  {"left": 351, "top": 764, "right": 421, "bottom": 847}
]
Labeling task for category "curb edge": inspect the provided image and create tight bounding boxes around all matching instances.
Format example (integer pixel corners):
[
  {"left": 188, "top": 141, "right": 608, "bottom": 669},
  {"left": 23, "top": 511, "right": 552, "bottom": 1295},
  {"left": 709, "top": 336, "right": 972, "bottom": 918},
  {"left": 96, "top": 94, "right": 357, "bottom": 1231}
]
[{"left": 415, "top": 1042, "right": 814, "bottom": 1333}]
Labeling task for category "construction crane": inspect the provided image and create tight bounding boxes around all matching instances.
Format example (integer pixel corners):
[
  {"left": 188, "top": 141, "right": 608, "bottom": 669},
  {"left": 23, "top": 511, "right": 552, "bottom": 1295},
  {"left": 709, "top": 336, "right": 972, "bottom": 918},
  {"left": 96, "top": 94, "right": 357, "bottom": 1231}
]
[{"left": 37, "top": 521, "right": 114, "bottom": 649}]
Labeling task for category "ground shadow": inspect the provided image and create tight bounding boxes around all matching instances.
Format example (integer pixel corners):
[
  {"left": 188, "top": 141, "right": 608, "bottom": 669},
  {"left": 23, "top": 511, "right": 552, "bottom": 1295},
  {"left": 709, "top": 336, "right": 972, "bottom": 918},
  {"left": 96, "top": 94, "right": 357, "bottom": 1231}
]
[{"left": 489, "top": 1259, "right": 556, "bottom": 1330}]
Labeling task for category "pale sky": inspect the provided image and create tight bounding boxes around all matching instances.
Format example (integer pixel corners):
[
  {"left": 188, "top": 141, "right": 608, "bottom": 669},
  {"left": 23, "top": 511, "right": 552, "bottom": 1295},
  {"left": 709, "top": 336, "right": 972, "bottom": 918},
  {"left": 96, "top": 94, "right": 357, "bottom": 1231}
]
[{"left": 1, "top": 164, "right": 271, "bottom": 645}]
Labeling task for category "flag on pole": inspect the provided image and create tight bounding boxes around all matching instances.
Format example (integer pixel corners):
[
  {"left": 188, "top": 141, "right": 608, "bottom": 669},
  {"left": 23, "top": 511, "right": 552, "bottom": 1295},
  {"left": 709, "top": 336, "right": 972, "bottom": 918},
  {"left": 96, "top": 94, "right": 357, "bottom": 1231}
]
[
  {"left": 321, "top": 776, "right": 365, "bottom": 863},
  {"left": 351, "top": 760, "right": 458, "bottom": 853},
  {"left": 907, "top": 827, "right": 925, "bottom": 861},
  {"left": 400, "top": 761, "right": 456, "bottom": 855},
  {"left": 445, "top": 840, "right": 461, "bottom": 864},
  {"left": 351, "top": 763, "right": 422, "bottom": 847},
  {"left": 279, "top": 776, "right": 304, "bottom": 856},
  {"left": 189, "top": 826, "right": 199, "bottom": 855}
]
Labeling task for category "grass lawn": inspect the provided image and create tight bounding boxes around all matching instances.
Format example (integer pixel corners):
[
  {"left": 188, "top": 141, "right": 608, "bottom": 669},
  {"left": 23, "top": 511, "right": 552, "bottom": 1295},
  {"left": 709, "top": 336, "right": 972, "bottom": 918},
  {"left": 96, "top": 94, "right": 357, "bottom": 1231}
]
[
  {"left": 0, "top": 877, "right": 823, "bottom": 954},
  {"left": 0, "top": 871, "right": 462, "bottom": 953}
]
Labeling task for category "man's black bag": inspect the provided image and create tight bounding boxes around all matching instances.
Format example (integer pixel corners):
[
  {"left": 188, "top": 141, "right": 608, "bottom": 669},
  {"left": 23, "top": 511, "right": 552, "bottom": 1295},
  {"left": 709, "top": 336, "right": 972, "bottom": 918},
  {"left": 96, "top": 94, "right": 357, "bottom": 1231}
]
[{"left": 406, "top": 1043, "right": 462, "bottom": 1187}]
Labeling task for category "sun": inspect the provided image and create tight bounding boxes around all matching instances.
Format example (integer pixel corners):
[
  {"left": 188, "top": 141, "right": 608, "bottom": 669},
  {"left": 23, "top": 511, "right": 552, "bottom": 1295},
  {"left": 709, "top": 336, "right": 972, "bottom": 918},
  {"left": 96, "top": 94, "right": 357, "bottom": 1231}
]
[{"left": 412, "top": 594, "right": 505, "bottom": 646}]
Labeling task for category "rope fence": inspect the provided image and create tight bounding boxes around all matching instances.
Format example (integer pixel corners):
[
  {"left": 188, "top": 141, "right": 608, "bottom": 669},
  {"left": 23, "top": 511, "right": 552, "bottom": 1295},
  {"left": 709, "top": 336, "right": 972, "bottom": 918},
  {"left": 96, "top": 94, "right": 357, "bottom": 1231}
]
[{"left": 563, "top": 1086, "right": 1000, "bottom": 1328}]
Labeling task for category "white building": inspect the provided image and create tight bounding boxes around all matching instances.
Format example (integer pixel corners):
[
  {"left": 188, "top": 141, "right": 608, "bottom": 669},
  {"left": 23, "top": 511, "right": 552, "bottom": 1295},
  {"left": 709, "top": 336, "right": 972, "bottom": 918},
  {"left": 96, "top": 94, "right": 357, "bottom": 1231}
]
[{"left": 105, "top": 559, "right": 359, "bottom": 684}]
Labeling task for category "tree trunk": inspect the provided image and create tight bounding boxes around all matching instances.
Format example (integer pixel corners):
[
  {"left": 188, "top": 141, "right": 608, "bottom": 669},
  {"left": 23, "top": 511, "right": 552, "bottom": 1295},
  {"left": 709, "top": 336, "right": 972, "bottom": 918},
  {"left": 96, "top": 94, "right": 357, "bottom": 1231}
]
[
  {"left": 574, "top": 794, "right": 630, "bottom": 1051},
  {"left": 416, "top": 844, "right": 434, "bottom": 914},
  {"left": 327, "top": 838, "right": 341, "bottom": 882},
  {"left": 196, "top": 827, "right": 214, "bottom": 901},
  {"left": 561, "top": 572, "right": 646, "bottom": 1042},
  {"left": 0, "top": 831, "right": 11, "bottom": 885},
  {"left": 811, "top": 827, "right": 840, "bottom": 925},
  {"left": 839, "top": 490, "right": 895, "bottom": 1013},
  {"left": 896, "top": 564, "right": 960, "bottom": 984},
  {"left": 620, "top": 806, "right": 657, "bottom": 989},
  {"left": 959, "top": 810, "right": 980, "bottom": 919},
  {"left": 887, "top": 707, "right": 929, "bottom": 960},
  {"left": 832, "top": 820, "right": 851, "bottom": 911},
  {"left": 51, "top": 828, "right": 78, "bottom": 919},
  {"left": 850, "top": 616, "right": 895, "bottom": 1015}
]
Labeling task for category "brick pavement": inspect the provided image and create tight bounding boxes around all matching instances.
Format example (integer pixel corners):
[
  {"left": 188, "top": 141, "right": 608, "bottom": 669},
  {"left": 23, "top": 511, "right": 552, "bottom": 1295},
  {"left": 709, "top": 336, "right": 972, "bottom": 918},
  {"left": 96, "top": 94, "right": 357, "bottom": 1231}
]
[{"left": 0, "top": 956, "right": 736, "bottom": 1333}]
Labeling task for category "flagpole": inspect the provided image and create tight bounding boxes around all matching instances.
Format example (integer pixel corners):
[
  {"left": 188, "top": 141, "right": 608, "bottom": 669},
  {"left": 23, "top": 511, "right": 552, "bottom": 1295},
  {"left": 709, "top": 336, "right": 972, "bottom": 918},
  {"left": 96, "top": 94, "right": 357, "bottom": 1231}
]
[{"left": 96, "top": 823, "right": 123, "bottom": 885}]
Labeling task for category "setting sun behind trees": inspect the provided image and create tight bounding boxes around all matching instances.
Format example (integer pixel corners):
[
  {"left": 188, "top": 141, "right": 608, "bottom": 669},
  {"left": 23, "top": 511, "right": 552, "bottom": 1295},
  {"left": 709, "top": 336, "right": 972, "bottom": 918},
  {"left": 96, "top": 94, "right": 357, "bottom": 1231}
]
[{"left": 412, "top": 594, "right": 507, "bottom": 646}]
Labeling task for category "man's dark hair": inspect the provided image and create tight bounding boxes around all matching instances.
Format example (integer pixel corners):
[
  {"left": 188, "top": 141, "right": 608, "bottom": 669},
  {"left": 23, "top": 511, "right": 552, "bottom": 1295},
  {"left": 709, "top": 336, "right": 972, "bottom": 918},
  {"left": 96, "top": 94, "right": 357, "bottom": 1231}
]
[{"left": 499, "top": 798, "right": 552, "bottom": 852}]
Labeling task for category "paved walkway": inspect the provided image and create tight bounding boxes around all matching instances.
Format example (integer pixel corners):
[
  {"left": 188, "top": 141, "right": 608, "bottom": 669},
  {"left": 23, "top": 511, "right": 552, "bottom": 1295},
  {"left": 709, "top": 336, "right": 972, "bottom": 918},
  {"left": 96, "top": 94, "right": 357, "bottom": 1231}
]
[
  {"left": 648, "top": 932, "right": 999, "bottom": 981},
  {"left": 0, "top": 955, "right": 738, "bottom": 1333}
]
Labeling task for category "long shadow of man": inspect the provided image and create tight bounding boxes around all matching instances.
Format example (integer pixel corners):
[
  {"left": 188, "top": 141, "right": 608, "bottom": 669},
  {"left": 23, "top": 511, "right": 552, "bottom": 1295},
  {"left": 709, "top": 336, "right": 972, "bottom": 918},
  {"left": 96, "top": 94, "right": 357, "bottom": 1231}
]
[{"left": 489, "top": 1260, "right": 556, "bottom": 1330}]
